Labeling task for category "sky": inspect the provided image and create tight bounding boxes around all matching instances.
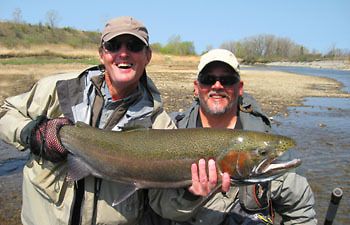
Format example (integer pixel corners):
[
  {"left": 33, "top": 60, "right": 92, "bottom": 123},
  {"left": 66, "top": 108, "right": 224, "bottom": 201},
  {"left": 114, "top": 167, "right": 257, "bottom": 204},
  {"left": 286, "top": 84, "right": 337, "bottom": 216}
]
[{"left": 1, "top": 0, "right": 349, "bottom": 54}]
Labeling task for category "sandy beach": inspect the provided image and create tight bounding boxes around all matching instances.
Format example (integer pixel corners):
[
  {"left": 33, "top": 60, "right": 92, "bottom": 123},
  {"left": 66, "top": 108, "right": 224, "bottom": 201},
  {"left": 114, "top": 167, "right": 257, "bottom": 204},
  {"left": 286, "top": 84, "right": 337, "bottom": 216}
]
[{"left": 0, "top": 55, "right": 350, "bottom": 224}]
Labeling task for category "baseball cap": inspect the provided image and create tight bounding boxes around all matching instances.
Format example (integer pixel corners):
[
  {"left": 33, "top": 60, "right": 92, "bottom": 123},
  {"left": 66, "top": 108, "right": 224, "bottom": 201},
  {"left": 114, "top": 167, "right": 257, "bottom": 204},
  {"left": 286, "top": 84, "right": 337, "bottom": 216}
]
[
  {"left": 198, "top": 49, "right": 240, "bottom": 76},
  {"left": 101, "top": 16, "right": 149, "bottom": 46}
]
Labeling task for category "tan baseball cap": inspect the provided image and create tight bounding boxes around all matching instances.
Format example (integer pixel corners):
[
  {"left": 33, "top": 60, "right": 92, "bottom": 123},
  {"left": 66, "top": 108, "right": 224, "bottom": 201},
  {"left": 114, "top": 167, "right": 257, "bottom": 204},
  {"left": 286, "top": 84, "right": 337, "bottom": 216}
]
[
  {"left": 101, "top": 16, "right": 149, "bottom": 46},
  {"left": 198, "top": 49, "right": 240, "bottom": 76}
]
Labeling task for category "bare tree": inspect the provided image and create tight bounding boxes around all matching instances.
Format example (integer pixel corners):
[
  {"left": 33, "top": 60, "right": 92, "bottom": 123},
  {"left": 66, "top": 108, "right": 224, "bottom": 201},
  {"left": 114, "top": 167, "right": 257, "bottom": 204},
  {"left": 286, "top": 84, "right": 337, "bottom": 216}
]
[
  {"left": 45, "top": 10, "right": 60, "bottom": 28},
  {"left": 12, "top": 8, "right": 23, "bottom": 24},
  {"left": 220, "top": 34, "right": 314, "bottom": 62}
]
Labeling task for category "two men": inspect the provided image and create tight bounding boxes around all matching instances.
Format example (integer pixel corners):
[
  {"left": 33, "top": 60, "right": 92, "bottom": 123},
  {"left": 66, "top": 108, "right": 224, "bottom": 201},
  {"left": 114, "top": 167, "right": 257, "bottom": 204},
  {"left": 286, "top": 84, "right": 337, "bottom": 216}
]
[
  {"left": 170, "top": 49, "right": 317, "bottom": 224},
  {"left": 0, "top": 16, "right": 316, "bottom": 224},
  {"left": 0, "top": 16, "right": 221, "bottom": 225}
]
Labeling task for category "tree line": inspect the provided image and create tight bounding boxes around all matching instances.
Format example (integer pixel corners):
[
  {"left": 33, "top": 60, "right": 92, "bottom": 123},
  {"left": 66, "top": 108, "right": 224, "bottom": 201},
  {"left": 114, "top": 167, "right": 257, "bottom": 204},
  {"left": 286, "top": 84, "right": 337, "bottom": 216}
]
[
  {"left": 220, "top": 34, "right": 349, "bottom": 63},
  {"left": 1, "top": 8, "right": 349, "bottom": 62}
]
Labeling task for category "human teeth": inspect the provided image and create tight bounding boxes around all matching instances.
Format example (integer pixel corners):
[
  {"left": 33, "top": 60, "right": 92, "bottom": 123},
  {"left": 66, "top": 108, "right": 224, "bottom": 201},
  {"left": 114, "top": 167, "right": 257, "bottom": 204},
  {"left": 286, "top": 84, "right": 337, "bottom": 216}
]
[
  {"left": 118, "top": 63, "right": 132, "bottom": 68},
  {"left": 210, "top": 94, "right": 223, "bottom": 98}
]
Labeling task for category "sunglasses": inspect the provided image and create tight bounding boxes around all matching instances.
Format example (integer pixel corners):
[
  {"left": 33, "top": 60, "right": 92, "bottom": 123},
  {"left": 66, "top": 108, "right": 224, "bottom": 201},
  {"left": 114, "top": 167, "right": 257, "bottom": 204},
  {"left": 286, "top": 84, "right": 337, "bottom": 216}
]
[
  {"left": 198, "top": 74, "right": 240, "bottom": 86},
  {"left": 102, "top": 38, "right": 146, "bottom": 53}
]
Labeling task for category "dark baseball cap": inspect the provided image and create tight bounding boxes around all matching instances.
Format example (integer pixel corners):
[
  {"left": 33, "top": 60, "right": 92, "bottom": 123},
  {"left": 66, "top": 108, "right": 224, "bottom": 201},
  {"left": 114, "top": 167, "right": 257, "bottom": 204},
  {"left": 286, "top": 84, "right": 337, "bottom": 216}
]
[{"left": 101, "top": 16, "right": 149, "bottom": 46}]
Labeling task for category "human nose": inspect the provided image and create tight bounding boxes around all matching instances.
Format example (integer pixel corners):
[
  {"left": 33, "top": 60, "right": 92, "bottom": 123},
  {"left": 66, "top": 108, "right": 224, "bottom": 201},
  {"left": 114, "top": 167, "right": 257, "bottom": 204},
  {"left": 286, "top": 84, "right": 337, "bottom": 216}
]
[
  {"left": 212, "top": 80, "right": 224, "bottom": 89},
  {"left": 117, "top": 44, "right": 130, "bottom": 57}
]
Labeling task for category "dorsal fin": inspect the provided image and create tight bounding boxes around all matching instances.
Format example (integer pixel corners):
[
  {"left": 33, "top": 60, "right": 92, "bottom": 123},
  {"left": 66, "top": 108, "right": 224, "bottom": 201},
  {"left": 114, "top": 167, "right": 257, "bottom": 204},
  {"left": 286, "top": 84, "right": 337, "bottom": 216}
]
[
  {"left": 75, "top": 121, "right": 91, "bottom": 128},
  {"left": 120, "top": 126, "right": 149, "bottom": 132}
]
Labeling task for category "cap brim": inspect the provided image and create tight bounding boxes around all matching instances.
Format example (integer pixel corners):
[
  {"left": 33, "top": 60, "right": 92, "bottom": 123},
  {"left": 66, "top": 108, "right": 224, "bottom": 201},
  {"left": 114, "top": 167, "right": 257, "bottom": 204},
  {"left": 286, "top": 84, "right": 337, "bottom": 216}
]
[
  {"left": 102, "top": 31, "right": 148, "bottom": 46},
  {"left": 198, "top": 60, "right": 240, "bottom": 76}
]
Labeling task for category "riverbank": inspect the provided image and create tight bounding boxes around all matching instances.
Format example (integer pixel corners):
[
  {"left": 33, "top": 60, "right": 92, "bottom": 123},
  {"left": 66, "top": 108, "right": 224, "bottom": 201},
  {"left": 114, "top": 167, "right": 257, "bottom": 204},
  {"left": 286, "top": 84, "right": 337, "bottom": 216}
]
[{"left": 266, "top": 59, "right": 350, "bottom": 71}]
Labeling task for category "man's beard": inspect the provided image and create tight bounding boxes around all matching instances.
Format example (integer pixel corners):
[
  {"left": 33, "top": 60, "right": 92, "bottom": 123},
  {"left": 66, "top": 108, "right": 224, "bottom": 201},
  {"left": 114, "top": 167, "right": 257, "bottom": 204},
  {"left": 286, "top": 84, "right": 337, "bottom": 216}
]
[{"left": 200, "top": 91, "right": 236, "bottom": 116}]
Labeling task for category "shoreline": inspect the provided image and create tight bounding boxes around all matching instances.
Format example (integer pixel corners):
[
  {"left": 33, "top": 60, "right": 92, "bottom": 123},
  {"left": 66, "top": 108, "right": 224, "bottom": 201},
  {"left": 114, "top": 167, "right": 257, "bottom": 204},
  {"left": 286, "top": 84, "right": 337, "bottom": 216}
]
[
  {"left": 264, "top": 60, "right": 350, "bottom": 71},
  {"left": 240, "top": 68, "right": 349, "bottom": 117}
]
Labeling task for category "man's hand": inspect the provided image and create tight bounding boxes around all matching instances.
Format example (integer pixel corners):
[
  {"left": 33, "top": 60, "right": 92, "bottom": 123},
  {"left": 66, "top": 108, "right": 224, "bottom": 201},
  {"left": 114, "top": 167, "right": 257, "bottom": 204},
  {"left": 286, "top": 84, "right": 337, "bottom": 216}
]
[
  {"left": 188, "top": 159, "right": 231, "bottom": 196},
  {"left": 21, "top": 116, "right": 73, "bottom": 162}
]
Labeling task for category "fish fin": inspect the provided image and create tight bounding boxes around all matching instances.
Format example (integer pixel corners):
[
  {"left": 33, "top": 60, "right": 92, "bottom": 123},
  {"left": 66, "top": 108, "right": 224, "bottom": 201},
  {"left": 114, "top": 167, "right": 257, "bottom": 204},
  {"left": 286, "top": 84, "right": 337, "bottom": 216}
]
[
  {"left": 120, "top": 125, "right": 150, "bottom": 132},
  {"left": 66, "top": 154, "right": 91, "bottom": 182},
  {"left": 75, "top": 121, "right": 91, "bottom": 128},
  {"left": 177, "top": 184, "right": 222, "bottom": 213},
  {"left": 112, "top": 185, "right": 139, "bottom": 206}
]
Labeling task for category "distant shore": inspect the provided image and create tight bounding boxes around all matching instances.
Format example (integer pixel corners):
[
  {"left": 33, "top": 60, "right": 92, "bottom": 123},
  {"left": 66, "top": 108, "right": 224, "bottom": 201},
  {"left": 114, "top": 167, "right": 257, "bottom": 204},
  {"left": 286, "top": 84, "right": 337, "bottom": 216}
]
[{"left": 265, "top": 59, "right": 350, "bottom": 71}]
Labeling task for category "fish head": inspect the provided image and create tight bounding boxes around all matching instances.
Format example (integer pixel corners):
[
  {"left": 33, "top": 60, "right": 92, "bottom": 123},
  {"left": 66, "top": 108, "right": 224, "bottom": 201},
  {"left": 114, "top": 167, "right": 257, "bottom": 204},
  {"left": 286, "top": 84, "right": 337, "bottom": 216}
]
[{"left": 217, "top": 131, "right": 301, "bottom": 184}]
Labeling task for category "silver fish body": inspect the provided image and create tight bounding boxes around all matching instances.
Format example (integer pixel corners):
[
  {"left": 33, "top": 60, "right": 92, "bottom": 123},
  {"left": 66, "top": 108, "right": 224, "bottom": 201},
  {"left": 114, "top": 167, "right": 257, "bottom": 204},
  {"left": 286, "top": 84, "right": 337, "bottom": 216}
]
[{"left": 60, "top": 122, "right": 300, "bottom": 188}]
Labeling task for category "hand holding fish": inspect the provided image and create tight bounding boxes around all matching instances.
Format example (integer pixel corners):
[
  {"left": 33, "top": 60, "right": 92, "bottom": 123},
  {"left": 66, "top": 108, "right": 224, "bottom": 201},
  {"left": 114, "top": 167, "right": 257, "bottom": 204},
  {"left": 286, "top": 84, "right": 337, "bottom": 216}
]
[
  {"left": 188, "top": 159, "right": 231, "bottom": 196},
  {"left": 21, "top": 116, "right": 73, "bottom": 162}
]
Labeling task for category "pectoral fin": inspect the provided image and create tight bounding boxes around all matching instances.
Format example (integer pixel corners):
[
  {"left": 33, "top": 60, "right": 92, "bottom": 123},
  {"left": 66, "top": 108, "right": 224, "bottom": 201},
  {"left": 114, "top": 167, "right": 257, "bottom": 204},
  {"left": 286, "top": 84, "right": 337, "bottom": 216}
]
[
  {"left": 66, "top": 154, "right": 92, "bottom": 181},
  {"left": 112, "top": 185, "right": 139, "bottom": 206}
]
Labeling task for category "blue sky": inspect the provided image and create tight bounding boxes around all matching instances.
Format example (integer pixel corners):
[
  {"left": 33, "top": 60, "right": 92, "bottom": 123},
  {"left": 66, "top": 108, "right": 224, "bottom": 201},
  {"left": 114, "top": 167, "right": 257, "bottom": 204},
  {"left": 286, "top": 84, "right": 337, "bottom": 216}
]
[{"left": 1, "top": 0, "right": 349, "bottom": 54}]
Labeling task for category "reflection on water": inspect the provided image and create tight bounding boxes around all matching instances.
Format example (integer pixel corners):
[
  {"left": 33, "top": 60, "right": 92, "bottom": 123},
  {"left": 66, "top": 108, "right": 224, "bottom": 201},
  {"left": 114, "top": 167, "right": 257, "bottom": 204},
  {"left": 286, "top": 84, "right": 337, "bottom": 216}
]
[{"left": 273, "top": 97, "right": 350, "bottom": 224}]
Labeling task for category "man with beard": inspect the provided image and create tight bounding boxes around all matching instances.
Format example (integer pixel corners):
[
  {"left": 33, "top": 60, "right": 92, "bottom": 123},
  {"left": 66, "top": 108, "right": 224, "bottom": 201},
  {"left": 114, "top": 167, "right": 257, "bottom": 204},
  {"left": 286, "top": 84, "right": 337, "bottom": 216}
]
[{"left": 168, "top": 49, "right": 317, "bottom": 225}]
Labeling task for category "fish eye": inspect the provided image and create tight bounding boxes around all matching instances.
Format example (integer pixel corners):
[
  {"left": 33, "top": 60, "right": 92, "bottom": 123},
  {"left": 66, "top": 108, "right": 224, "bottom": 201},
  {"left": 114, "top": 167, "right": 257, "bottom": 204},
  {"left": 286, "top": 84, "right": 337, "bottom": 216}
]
[{"left": 258, "top": 148, "right": 268, "bottom": 156}]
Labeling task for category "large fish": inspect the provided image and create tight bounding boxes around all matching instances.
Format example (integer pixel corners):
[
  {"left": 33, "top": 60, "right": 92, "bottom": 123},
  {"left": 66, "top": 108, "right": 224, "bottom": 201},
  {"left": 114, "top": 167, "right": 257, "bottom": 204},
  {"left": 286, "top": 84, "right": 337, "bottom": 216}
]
[{"left": 60, "top": 122, "right": 301, "bottom": 189}]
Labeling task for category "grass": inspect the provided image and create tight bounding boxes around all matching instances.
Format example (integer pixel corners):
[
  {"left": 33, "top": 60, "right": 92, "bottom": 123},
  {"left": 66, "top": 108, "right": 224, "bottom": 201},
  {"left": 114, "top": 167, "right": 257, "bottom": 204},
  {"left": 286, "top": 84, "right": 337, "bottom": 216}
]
[
  {"left": 0, "top": 56, "right": 98, "bottom": 65},
  {"left": 0, "top": 44, "right": 100, "bottom": 65}
]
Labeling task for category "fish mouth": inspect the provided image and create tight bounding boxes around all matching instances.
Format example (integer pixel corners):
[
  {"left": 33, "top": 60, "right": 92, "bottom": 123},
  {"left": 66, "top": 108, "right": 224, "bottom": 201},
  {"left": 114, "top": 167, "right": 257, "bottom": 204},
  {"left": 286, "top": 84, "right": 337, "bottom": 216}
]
[
  {"left": 258, "top": 157, "right": 302, "bottom": 174},
  {"left": 231, "top": 157, "right": 302, "bottom": 184}
]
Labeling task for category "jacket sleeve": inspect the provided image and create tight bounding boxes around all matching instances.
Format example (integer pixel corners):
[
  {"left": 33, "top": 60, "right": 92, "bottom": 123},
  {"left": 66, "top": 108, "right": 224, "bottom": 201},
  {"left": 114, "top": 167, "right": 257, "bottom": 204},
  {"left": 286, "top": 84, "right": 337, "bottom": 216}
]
[
  {"left": 148, "top": 188, "right": 205, "bottom": 221},
  {"left": 270, "top": 172, "right": 317, "bottom": 224},
  {"left": 0, "top": 73, "right": 73, "bottom": 149}
]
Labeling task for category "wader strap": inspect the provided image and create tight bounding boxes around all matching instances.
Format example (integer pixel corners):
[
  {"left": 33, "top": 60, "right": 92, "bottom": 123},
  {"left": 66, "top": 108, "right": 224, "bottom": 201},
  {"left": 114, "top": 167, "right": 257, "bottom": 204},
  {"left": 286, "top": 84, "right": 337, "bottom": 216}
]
[
  {"left": 70, "top": 179, "right": 85, "bottom": 225},
  {"left": 91, "top": 178, "right": 102, "bottom": 225}
]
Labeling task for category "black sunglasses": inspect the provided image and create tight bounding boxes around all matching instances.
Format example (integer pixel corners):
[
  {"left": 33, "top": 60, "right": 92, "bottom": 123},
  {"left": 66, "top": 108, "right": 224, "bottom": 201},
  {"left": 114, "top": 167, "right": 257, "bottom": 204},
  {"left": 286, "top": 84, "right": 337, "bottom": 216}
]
[
  {"left": 198, "top": 74, "right": 240, "bottom": 86},
  {"left": 102, "top": 38, "right": 146, "bottom": 53}
]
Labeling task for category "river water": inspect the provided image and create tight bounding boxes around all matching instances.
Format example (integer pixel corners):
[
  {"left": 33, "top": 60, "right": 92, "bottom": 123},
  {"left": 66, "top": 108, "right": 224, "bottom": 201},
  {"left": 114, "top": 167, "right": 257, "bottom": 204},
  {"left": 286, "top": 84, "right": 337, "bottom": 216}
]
[
  {"left": 0, "top": 66, "right": 349, "bottom": 224},
  {"left": 265, "top": 66, "right": 350, "bottom": 224}
]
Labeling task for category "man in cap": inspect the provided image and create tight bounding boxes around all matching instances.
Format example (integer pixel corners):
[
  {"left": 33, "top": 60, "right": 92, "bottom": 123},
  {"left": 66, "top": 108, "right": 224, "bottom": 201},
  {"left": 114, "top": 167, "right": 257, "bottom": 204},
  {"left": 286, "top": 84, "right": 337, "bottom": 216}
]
[
  {"left": 0, "top": 16, "right": 224, "bottom": 225},
  {"left": 163, "top": 49, "right": 317, "bottom": 224}
]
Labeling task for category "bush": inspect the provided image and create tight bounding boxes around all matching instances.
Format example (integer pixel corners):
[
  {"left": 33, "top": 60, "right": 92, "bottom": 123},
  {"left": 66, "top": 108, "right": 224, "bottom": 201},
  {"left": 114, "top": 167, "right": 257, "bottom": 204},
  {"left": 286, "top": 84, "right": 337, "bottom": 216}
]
[
  {"left": 154, "top": 35, "right": 196, "bottom": 55},
  {"left": 0, "top": 21, "right": 100, "bottom": 48}
]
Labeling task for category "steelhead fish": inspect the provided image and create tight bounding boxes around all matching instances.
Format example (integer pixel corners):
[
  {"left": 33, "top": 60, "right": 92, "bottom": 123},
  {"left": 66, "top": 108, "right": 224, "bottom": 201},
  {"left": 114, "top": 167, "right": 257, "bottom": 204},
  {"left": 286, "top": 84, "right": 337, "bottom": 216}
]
[{"left": 60, "top": 122, "right": 301, "bottom": 189}]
